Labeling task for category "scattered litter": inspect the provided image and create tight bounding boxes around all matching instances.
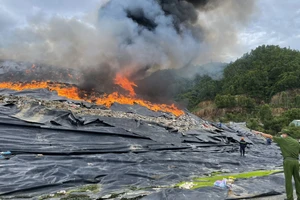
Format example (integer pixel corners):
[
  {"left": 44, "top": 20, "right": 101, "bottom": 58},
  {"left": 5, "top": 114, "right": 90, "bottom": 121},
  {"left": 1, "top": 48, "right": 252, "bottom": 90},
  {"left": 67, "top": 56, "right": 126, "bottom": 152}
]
[
  {"left": 214, "top": 177, "right": 235, "bottom": 189},
  {"left": 0, "top": 151, "right": 11, "bottom": 155},
  {"left": 214, "top": 179, "right": 227, "bottom": 189},
  {"left": 179, "top": 182, "right": 195, "bottom": 189},
  {"left": 0, "top": 151, "right": 12, "bottom": 160},
  {"left": 57, "top": 190, "right": 66, "bottom": 195}
]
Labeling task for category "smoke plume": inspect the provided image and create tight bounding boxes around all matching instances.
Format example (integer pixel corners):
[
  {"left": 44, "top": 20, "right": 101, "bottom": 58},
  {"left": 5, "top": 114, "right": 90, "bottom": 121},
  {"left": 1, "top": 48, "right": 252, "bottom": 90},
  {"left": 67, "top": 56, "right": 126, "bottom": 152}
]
[{"left": 0, "top": 0, "right": 257, "bottom": 100}]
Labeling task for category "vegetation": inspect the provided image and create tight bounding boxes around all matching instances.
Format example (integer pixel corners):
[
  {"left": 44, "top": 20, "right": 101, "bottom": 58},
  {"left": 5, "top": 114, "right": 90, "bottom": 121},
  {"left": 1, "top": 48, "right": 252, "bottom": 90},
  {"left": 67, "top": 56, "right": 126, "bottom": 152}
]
[
  {"left": 39, "top": 184, "right": 99, "bottom": 200},
  {"left": 66, "top": 184, "right": 99, "bottom": 194},
  {"left": 175, "top": 75, "right": 221, "bottom": 109},
  {"left": 176, "top": 169, "right": 281, "bottom": 189},
  {"left": 176, "top": 45, "right": 300, "bottom": 138}
]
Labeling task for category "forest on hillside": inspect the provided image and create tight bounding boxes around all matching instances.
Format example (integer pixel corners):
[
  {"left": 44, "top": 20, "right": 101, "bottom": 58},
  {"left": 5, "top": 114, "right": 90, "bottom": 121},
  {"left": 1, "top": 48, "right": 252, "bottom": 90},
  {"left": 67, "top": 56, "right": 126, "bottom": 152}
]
[{"left": 176, "top": 45, "right": 300, "bottom": 138}]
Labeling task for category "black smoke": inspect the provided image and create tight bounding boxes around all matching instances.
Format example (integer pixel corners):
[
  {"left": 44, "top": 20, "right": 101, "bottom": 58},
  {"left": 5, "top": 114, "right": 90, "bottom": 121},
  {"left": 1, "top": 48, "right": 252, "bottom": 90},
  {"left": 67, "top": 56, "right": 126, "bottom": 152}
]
[
  {"left": 127, "top": 9, "right": 157, "bottom": 31},
  {"left": 125, "top": 0, "right": 204, "bottom": 34},
  {"left": 185, "top": 0, "right": 210, "bottom": 7},
  {"left": 0, "top": 0, "right": 256, "bottom": 105},
  {"left": 77, "top": 0, "right": 256, "bottom": 103},
  {"left": 158, "top": 0, "right": 199, "bottom": 23},
  {"left": 78, "top": 64, "right": 116, "bottom": 98},
  {"left": 134, "top": 69, "right": 180, "bottom": 104},
  {"left": 123, "top": 0, "right": 216, "bottom": 40}
]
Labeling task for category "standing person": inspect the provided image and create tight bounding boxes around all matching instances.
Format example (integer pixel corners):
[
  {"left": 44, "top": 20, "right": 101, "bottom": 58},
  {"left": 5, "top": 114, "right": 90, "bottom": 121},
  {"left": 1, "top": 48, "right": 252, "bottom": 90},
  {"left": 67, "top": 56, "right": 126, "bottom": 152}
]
[
  {"left": 239, "top": 137, "right": 247, "bottom": 156},
  {"left": 254, "top": 130, "right": 300, "bottom": 200}
]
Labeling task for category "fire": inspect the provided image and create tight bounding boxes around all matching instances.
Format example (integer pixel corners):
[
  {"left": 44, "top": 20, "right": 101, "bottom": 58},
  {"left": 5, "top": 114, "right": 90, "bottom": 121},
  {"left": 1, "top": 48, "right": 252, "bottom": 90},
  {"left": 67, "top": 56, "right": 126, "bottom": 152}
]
[
  {"left": 0, "top": 81, "right": 83, "bottom": 101},
  {"left": 95, "top": 92, "right": 183, "bottom": 116},
  {"left": 114, "top": 73, "right": 137, "bottom": 96},
  {"left": 0, "top": 80, "right": 184, "bottom": 116}
]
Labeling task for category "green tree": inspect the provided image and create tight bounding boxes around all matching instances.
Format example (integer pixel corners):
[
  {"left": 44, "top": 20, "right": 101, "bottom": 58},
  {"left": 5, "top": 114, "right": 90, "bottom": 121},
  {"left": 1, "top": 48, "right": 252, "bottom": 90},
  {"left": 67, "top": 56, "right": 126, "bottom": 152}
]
[
  {"left": 215, "top": 94, "right": 236, "bottom": 108},
  {"left": 295, "top": 95, "right": 300, "bottom": 108},
  {"left": 263, "top": 116, "right": 289, "bottom": 134},
  {"left": 176, "top": 75, "right": 221, "bottom": 109},
  {"left": 222, "top": 45, "right": 300, "bottom": 101},
  {"left": 258, "top": 104, "right": 273, "bottom": 123},
  {"left": 236, "top": 95, "right": 255, "bottom": 109},
  {"left": 283, "top": 108, "right": 300, "bottom": 121},
  {"left": 176, "top": 45, "right": 300, "bottom": 123}
]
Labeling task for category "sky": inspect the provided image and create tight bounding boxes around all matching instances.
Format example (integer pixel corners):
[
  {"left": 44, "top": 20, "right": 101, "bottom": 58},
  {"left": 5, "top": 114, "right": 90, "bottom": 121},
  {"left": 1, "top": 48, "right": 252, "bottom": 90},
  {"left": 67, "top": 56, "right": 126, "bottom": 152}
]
[
  {"left": 0, "top": 0, "right": 299, "bottom": 63},
  {"left": 237, "top": 0, "right": 300, "bottom": 59}
]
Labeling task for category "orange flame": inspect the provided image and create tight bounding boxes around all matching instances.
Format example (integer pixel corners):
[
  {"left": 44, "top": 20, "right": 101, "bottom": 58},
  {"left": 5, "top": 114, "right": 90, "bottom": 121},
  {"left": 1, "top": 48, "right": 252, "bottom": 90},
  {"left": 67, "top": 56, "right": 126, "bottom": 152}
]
[
  {"left": 0, "top": 80, "right": 184, "bottom": 116},
  {"left": 114, "top": 73, "right": 137, "bottom": 96}
]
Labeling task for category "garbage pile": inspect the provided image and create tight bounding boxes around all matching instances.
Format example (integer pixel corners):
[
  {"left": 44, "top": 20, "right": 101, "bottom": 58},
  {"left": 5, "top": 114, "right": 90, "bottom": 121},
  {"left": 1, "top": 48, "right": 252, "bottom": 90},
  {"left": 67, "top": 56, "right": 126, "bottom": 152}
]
[
  {"left": 0, "top": 92, "right": 199, "bottom": 132},
  {"left": 0, "top": 89, "right": 284, "bottom": 199}
]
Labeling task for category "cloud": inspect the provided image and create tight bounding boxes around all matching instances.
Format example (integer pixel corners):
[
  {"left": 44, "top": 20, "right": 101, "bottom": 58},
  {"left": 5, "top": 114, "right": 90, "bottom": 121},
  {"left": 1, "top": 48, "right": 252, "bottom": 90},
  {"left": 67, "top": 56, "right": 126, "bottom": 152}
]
[
  {"left": 0, "top": 4, "right": 18, "bottom": 31},
  {"left": 0, "top": 0, "right": 102, "bottom": 15},
  {"left": 236, "top": 0, "right": 300, "bottom": 59}
]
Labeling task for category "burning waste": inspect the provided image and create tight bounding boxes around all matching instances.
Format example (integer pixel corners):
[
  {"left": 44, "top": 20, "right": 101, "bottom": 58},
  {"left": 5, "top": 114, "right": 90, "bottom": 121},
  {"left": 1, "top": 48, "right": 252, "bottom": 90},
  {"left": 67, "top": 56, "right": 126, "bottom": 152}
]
[
  {"left": 0, "top": 0, "right": 256, "bottom": 113},
  {"left": 0, "top": 72, "right": 184, "bottom": 116}
]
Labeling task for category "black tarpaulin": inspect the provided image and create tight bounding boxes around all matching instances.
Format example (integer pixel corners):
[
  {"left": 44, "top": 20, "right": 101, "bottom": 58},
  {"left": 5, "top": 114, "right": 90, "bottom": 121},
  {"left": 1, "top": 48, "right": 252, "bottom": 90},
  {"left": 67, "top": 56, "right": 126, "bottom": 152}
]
[
  {"left": 0, "top": 91, "right": 285, "bottom": 199},
  {"left": 227, "top": 173, "right": 285, "bottom": 199},
  {"left": 142, "top": 187, "right": 228, "bottom": 200}
]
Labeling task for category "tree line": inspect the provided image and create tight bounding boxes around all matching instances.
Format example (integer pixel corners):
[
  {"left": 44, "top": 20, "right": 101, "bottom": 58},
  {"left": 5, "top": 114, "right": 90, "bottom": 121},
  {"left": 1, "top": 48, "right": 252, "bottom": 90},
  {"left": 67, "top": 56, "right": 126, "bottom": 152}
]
[{"left": 176, "top": 45, "right": 300, "bottom": 138}]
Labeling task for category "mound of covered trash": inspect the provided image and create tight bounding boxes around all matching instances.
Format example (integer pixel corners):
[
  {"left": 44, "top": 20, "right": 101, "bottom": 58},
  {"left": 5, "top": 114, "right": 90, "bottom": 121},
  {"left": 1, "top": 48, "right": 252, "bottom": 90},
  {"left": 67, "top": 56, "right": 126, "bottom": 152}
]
[{"left": 0, "top": 89, "right": 285, "bottom": 199}]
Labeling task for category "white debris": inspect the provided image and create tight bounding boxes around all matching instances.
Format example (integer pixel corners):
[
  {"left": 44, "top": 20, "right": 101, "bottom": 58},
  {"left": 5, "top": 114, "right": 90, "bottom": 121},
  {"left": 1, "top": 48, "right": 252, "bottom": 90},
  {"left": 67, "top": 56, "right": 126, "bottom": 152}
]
[
  {"left": 179, "top": 182, "right": 195, "bottom": 189},
  {"left": 0, "top": 95, "right": 204, "bottom": 132}
]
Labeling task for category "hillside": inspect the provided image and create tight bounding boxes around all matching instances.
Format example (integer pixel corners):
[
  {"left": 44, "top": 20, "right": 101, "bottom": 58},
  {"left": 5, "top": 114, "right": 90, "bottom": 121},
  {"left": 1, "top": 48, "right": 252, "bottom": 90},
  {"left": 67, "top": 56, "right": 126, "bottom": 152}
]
[
  {"left": 177, "top": 45, "right": 300, "bottom": 137},
  {"left": 222, "top": 45, "right": 300, "bottom": 100}
]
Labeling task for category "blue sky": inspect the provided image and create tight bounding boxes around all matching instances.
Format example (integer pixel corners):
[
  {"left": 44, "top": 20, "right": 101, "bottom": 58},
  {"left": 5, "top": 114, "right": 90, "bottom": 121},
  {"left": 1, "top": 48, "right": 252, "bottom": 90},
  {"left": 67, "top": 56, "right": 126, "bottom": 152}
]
[{"left": 0, "top": 0, "right": 299, "bottom": 63}]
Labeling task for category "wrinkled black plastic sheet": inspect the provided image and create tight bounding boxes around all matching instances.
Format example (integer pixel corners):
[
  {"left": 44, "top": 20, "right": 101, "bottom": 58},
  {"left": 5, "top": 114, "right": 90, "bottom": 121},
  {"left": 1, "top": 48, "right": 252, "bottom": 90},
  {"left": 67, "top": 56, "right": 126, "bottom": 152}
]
[
  {"left": 142, "top": 187, "right": 228, "bottom": 200},
  {"left": 227, "top": 173, "right": 285, "bottom": 199},
  {"left": 0, "top": 91, "right": 284, "bottom": 199},
  {"left": 0, "top": 88, "right": 67, "bottom": 101}
]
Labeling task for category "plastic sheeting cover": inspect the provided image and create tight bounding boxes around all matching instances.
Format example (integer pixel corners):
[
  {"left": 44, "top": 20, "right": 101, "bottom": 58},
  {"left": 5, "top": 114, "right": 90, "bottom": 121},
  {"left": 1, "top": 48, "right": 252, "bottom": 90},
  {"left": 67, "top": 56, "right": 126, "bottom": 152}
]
[{"left": 0, "top": 91, "right": 285, "bottom": 199}]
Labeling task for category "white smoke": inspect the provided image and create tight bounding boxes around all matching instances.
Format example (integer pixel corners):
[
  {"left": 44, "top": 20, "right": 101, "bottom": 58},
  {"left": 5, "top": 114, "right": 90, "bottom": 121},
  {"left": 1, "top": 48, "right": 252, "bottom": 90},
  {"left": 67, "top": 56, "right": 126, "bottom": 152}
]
[{"left": 0, "top": 0, "right": 256, "bottom": 76}]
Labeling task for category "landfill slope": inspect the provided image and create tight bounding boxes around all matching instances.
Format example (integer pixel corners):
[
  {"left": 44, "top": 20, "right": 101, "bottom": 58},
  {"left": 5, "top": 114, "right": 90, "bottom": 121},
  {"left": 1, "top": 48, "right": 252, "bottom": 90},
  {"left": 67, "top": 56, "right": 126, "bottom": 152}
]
[{"left": 0, "top": 90, "right": 284, "bottom": 199}]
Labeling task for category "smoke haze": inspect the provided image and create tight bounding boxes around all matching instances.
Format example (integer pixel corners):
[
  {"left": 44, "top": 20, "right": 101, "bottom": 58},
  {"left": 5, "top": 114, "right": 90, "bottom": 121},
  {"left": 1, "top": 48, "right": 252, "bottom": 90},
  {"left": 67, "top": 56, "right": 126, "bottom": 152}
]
[
  {"left": 0, "top": 0, "right": 257, "bottom": 101},
  {"left": 0, "top": 0, "right": 256, "bottom": 70}
]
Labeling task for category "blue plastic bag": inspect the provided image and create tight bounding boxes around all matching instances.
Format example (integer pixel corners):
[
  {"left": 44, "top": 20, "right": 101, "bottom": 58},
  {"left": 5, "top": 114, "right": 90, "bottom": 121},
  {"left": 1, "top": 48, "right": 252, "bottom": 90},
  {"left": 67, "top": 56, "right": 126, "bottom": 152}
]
[
  {"left": 1, "top": 151, "right": 11, "bottom": 155},
  {"left": 214, "top": 179, "right": 227, "bottom": 188}
]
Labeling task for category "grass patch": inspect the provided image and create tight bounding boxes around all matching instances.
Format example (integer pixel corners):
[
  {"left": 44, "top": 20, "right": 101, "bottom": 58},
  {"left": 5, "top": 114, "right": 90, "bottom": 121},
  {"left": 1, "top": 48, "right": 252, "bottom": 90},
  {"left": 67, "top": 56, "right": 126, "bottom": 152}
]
[
  {"left": 61, "top": 194, "right": 91, "bottom": 200},
  {"left": 39, "top": 193, "right": 66, "bottom": 200},
  {"left": 176, "top": 169, "right": 281, "bottom": 189},
  {"left": 67, "top": 184, "right": 99, "bottom": 194},
  {"left": 210, "top": 171, "right": 224, "bottom": 176},
  {"left": 39, "top": 184, "right": 99, "bottom": 200}
]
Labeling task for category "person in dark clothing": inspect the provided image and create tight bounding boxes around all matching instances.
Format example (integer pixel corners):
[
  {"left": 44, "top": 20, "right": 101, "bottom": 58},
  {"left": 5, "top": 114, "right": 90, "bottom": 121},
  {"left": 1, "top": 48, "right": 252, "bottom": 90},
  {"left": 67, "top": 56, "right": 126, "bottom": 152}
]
[{"left": 239, "top": 137, "right": 247, "bottom": 156}]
